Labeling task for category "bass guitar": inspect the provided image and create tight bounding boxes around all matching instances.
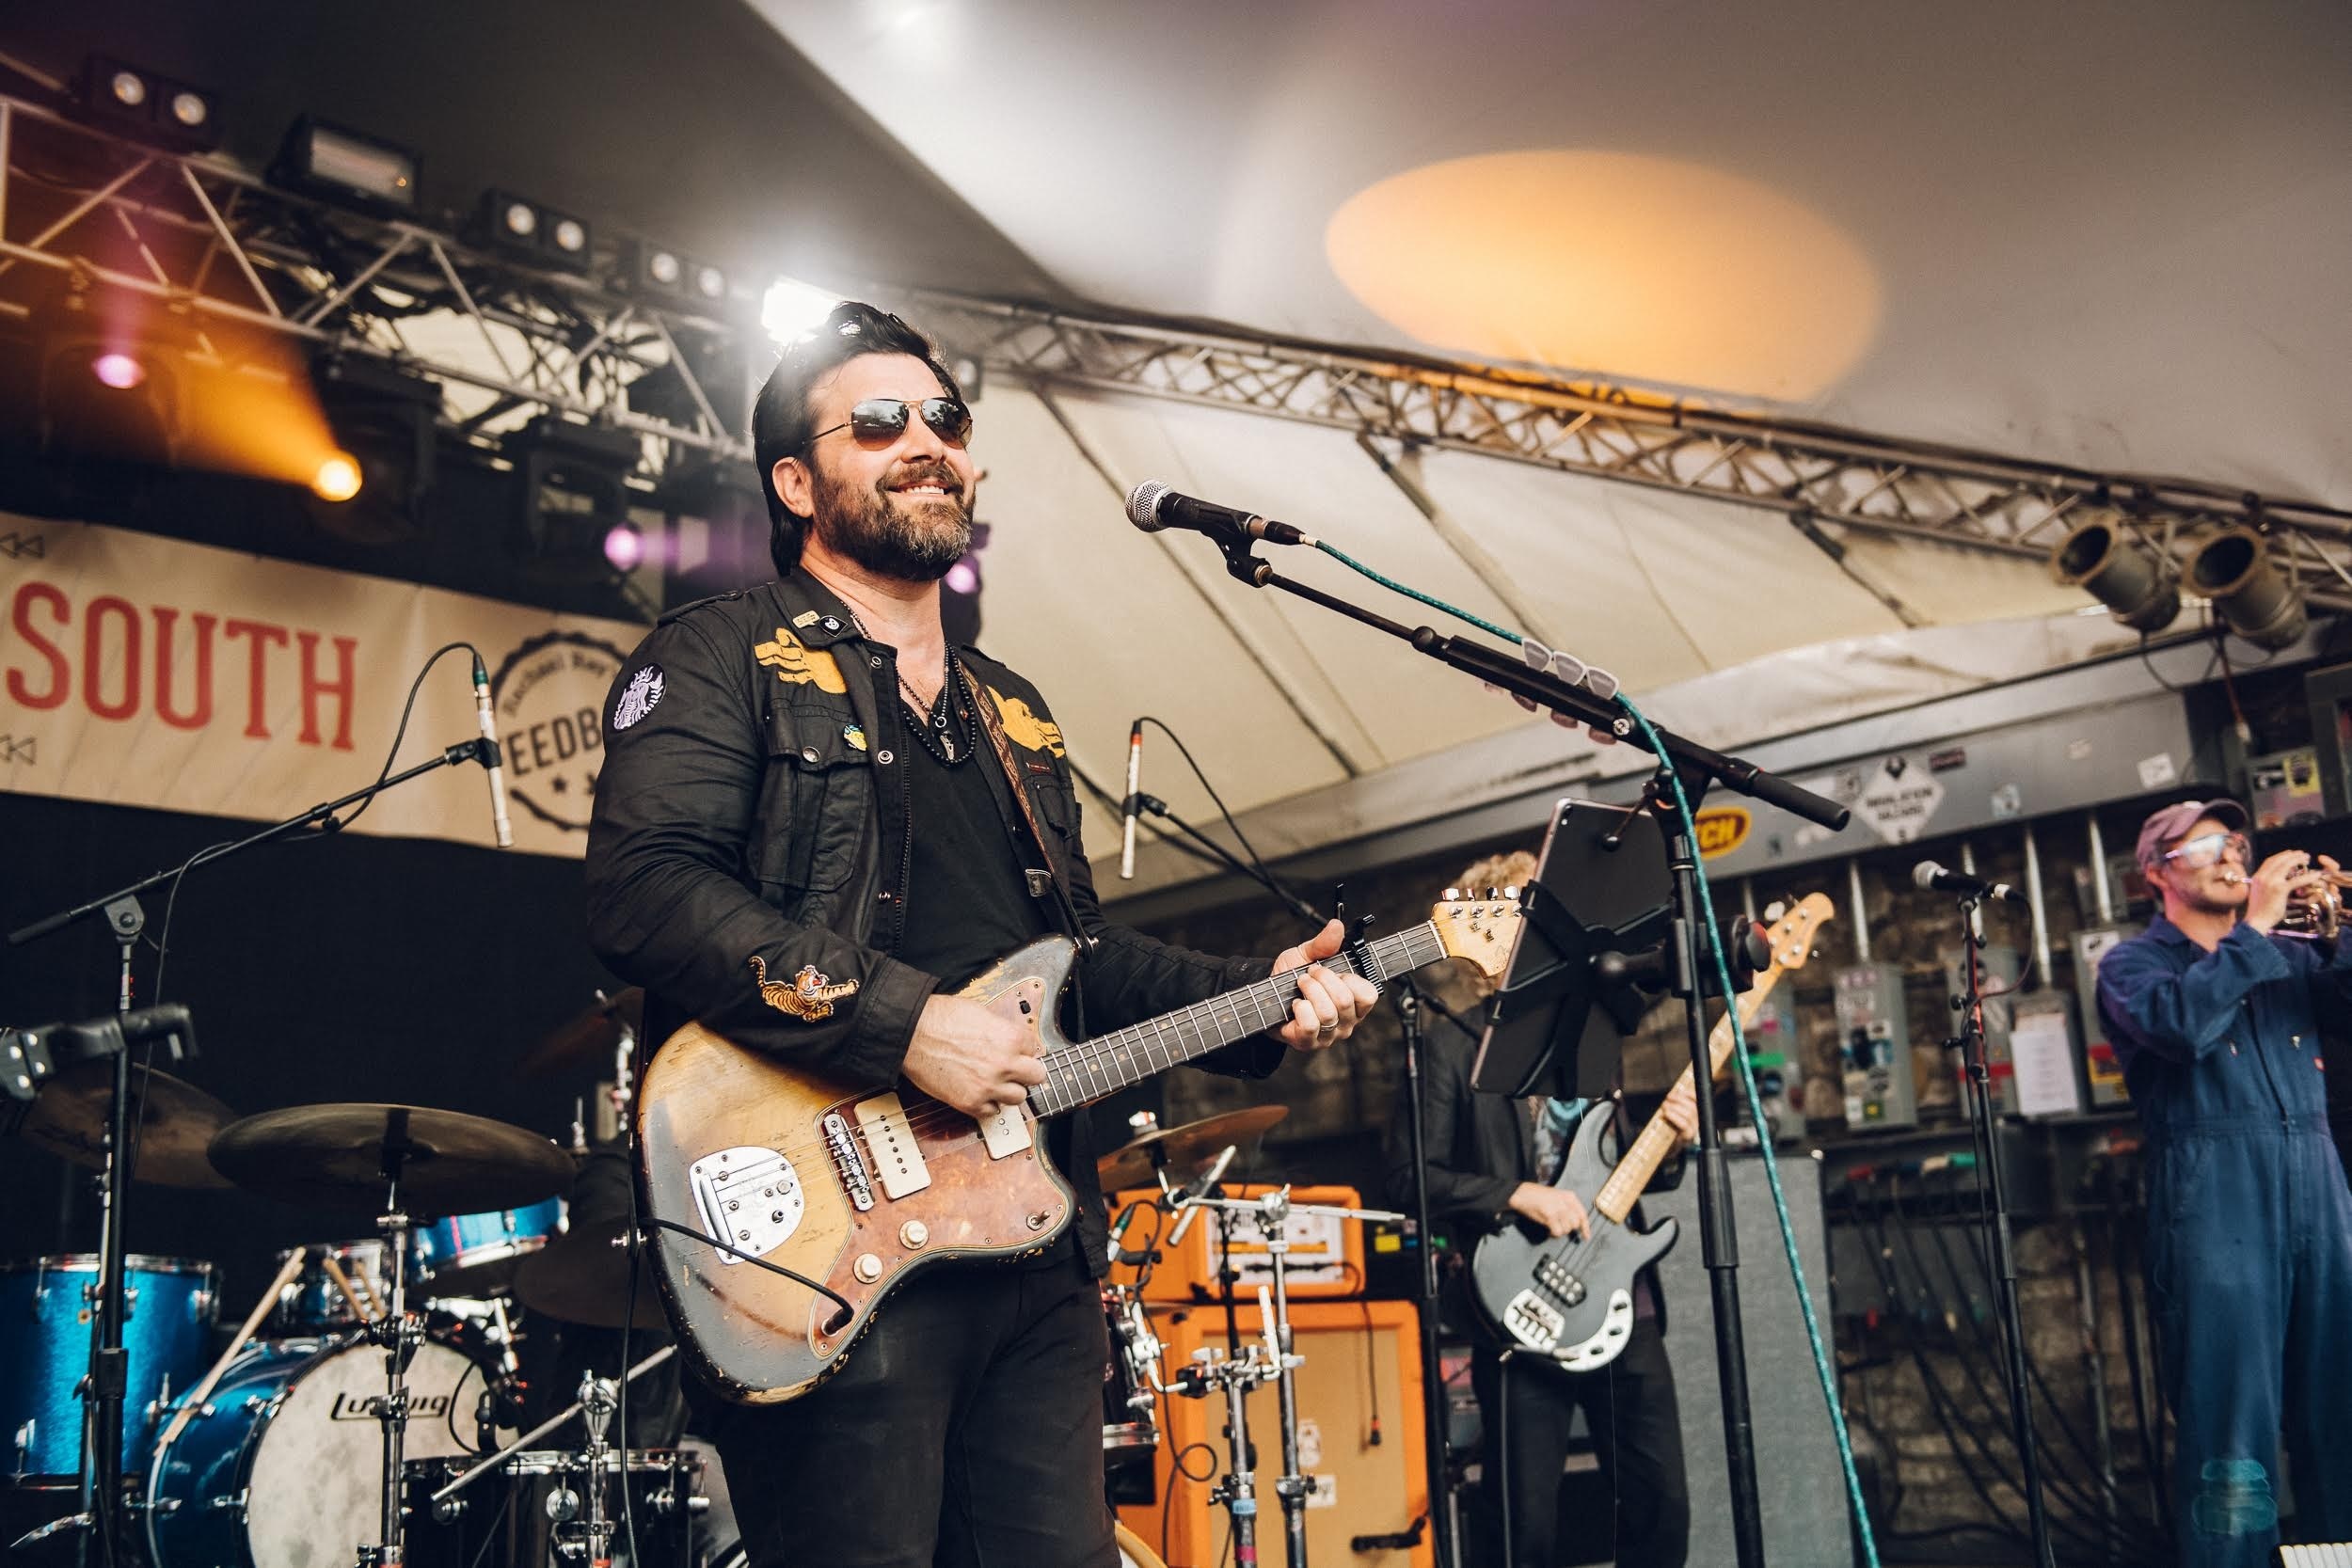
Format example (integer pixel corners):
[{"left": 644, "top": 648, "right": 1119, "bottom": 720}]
[
  {"left": 637, "top": 894, "right": 1521, "bottom": 1402},
  {"left": 1469, "top": 893, "right": 1832, "bottom": 1371}
]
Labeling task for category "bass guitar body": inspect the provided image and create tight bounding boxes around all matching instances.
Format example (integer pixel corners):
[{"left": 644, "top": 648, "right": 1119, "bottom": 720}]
[
  {"left": 637, "top": 938, "right": 1079, "bottom": 1404},
  {"left": 1469, "top": 1106, "right": 1678, "bottom": 1372}
]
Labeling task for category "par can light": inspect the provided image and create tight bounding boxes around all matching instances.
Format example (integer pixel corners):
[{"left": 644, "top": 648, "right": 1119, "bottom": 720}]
[
  {"left": 2185, "top": 528, "right": 2307, "bottom": 651},
  {"left": 2048, "top": 517, "right": 2180, "bottom": 633}
]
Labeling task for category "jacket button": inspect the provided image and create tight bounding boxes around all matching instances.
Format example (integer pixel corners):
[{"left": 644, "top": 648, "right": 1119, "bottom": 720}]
[
  {"left": 868, "top": 655, "right": 883, "bottom": 669},
  {"left": 801, "top": 747, "right": 819, "bottom": 764},
  {"left": 877, "top": 750, "right": 895, "bottom": 765}
]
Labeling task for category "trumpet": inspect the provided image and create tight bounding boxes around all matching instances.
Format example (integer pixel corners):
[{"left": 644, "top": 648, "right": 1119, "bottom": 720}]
[{"left": 2276, "top": 866, "right": 2352, "bottom": 940}]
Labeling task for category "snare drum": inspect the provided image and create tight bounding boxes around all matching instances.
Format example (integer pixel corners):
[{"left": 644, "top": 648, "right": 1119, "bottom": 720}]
[
  {"left": 1100, "top": 1284, "right": 1161, "bottom": 1468},
  {"left": 0, "top": 1254, "right": 217, "bottom": 1483},
  {"left": 411, "top": 1197, "right": 565, "bottom": 1298},
  {"left": 145, "top": 1331, "right": 503, "bottom": 1568}
]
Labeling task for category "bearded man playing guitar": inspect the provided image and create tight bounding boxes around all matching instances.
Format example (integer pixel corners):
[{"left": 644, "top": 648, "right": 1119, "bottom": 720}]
[
  {"left": 1387, "top": 849, "right": 1696, "bottom": 1568},
  {"left": 584, "top": 302, "right": 1377, "bottom": 1568}
]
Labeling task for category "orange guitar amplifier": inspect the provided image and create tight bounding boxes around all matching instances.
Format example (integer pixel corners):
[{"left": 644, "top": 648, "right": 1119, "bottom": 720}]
[
  {"left": 1109, "top": 1183, "right": 1370, "bottom": 1302},
  {"left": 1117, "top": 1297, "right": 1432, "bottom": 1568}
]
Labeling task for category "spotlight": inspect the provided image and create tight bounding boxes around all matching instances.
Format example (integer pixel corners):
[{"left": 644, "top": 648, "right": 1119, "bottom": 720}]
[
  {"left": 510, "top": 415, "right": 642, "bottom": 583},
  {"left": 311, "top": 451, "right": 363, "bottom": 503},
  {"left": 308, "top": 356, "right": 441, "bottom": 546},
  {"left": 940, "top": 520, "right": 992, "bottom": 648},
  {"left": 693, "top": 263, "right": 727, "bottom": 303},
  {"left": 273, "top": 117, "right": 421, "bottom": 214},
  {"left": 603, "top": 522, "right": 647, "bottom": 572},
  {"left": 473, "top": 189, "right": 594, "bottom": 273},
  {"left": 2048, "top": 517, "right": 2180, "bottom": 633},
  {"left": 2185, "top": 528, "right": 2307, "bottom": 650},
  {"left": 91, "top": 352, "right": 149, "bottom": 391},
  {"left": 627, "top": 240, "right": 727, "bottom": 309},
  {"left": 34, "top": 275, "right": 193, "bottom": 467},
  {"left": 72, "top": 55, "right": 223, "bottom": 151},
  {"left": 762, "top": 277, "right": 841, "bottom": 344}
]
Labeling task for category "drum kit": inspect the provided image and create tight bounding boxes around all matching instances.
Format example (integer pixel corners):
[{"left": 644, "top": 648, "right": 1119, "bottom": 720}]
[
  {"left": 7, "top": 985, "right": 1386, "bottom": 1568},
  {"left": 3, "top": 990, "right": 711, "bottom": 1568}
]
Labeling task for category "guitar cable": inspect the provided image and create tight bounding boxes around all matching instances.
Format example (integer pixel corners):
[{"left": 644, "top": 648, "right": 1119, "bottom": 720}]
[{"left": 1309, "top": 539, "right": 1887, "bottom": 1568}]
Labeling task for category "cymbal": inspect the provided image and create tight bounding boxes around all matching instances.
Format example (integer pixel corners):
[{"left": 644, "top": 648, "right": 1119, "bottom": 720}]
[
  {"left": 209, "top": 1103, "right": 573, "bottom": 1217},
  {"left": 15, "top": 1061, "right": 234, "bottom": 1189},
  {"left": 518, "top": 989, "right": 644, "bottom": 1080},
  {"left": 514, "top": 1217, "right": 668, "bottom": 1331},
  {"left": 1095, "top": 1105, "right": 1286, "bottom": 1193}
]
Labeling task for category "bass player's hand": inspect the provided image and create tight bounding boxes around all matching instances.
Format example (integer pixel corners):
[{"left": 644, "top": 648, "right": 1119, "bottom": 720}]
[
  {"left": 903, "top": 993, "right": 1045, "bottom": 1118},
  {"left": 1508, "top": 1180, "right": 1589, "bottom": 1239}
]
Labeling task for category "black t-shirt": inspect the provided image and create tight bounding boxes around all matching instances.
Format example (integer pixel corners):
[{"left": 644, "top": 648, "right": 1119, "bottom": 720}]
[{"left": 889, "top": 696, "right": 1083, "bottom": 1262}]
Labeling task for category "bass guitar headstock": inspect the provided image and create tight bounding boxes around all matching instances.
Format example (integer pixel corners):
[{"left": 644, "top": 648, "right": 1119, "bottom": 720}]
[
  {"left": 1761, "top": 892, "right": 1836, "bottom": 974},
  {"left": 1430, "top": 887, "right": 1525, "bottom": 980}
]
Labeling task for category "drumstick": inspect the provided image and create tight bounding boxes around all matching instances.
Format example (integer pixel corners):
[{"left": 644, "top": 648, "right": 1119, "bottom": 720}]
[
  {"left": 153, "top": 1246, "right": 310, "bottom": 1457},
  {"left": 318, "top": 1250, "right": 376, "bottom": 1321}
]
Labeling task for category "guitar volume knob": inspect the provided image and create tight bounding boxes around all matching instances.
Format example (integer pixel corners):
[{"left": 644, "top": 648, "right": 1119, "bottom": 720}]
[{"left": 852, "top": 1253, "right": 882, "bottom": 1284}]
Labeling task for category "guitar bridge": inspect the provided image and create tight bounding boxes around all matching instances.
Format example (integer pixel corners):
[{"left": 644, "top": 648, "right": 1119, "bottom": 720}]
[
  {"left": 688, "top": 1147, "right": 803, "bottom": 1266},
  {"left": 1502, "top": 1289, "right": 1565, "bottom": 1352},
  {"left": 822, "top": 1113, "right": 875, "bottom": 1212}
]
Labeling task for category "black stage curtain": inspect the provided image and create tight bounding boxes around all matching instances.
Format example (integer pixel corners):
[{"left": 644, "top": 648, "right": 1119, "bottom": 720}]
[{"left": 1, "top": 791, "right": 614, "bottom": 1311}]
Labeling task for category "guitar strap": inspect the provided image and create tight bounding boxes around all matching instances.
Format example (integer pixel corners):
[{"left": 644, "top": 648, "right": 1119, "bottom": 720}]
[{"left": 968, "top": 668, "right": 1097, "bottom": 956}]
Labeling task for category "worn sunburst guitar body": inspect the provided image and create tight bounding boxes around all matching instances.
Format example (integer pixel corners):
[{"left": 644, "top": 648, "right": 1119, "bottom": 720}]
[{"left": 637, "top": 895, "right": 1520, "bottom": 1403}]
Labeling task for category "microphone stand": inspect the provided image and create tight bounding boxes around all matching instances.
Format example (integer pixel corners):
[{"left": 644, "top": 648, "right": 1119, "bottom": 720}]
[
  {"left": 1947, "top": 894, "right": 2057, "bottom": 1568},
  {"left": 1393, "top": 979, "right": 1457, "bottom": 1568},
  {"left": 1193, "top": 532, "right": 1849, "bottom": 1568},
  {"left": 6, "top": 734, "right": 506, "bottom": 1567}
]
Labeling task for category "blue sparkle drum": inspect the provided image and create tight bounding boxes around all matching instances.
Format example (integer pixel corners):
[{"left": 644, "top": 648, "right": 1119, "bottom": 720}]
[
  {"left": 410, "top": 1198, "right": 564, "bottom": 1298},
  {"left": 1, "top": 1254, "right": 217, "bottom": 1485},
  {"left": 145, "top": 1332, "right": 498, "bottom": 1568}
]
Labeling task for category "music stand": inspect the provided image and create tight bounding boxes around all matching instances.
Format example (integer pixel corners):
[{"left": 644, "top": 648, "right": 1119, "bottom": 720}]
[{"left": 1470, "top": 797, "right": 1670, "bottom": 1101}]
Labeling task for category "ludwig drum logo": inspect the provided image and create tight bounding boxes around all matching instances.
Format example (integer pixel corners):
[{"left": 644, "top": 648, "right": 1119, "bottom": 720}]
[
  {"left": 1694, "top": 806, "right": 1752, "bottom": 860},
  {"left": 490, "top": 630, "right": 628, "bottom": 832}
]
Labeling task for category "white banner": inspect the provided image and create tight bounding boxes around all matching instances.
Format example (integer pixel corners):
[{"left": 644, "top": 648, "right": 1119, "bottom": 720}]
[{"left": 0, "top": 515, "right": 652, "bottom": 857}]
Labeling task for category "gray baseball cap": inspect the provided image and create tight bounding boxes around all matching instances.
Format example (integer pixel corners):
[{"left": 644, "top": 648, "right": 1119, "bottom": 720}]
[{"left": 2134, "top": 798, "right": 2250, "bottom": 870}]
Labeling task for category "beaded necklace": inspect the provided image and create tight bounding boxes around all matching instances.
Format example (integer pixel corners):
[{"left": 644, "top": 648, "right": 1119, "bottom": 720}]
[{"left": 898, "top": 651, "right": 978, "bottom": 767}]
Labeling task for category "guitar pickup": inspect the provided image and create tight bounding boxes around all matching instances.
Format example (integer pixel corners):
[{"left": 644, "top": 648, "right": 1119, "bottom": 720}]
[
  {"left": 851, "top": 1093, "right": 931, "bottom": 1200},
  {"left": 1534, "top": 1256, "right": 1587, "bottom": 1307},
  {"left": 977, "top": 1101, "right": 1033, "bottom": 1160}
]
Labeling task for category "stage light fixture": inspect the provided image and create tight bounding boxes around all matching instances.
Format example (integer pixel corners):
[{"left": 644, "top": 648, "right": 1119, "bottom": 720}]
[
  {"left": 72, "top": 55, "right": 223, "bottom": 151},
  {"left": 603, "top": 521, "right": 647, "bottom": 572},
  {"left": 762, "top": 278, "right": 841, "bottom": 344},
  {"left": 311, "top": 452, "right": 363, "bottom": 503},
  {"left": 694, "top": 264, "right": 727, "bottom": 304},
  {"left": 474, "top": 189, "right": 594, "bottom": 273},
  {"left": 306, "top": 355, "right": 442, "bottom": 546},
  {"left": 273, "top": 117, "right": 420, "bottom": 214},
  {"left": 91, "top": 352, "right": 149, "bottom": 391},
  {"left": 2048, "top": 517, "right": 2180, "bottom": 633},
  {"left": 627, "top": 240, "right": 730, "bottom": 309},
  {"left": 32, "top": 274, "right": 196, "bottom": 467},
  {"left": 510, "top": 415, "right": 644, "bottom": 584},
  {"left": 2185, "top": 527, "right": 2306, "bottom": 650}
]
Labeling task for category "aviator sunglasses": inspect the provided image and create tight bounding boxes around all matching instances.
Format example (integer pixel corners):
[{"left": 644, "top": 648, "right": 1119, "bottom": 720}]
[{"left": 804, "top": 396, "right": 973, "bottom": 451}]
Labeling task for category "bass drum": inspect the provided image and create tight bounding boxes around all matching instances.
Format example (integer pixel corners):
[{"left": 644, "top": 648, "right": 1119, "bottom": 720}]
[
  {"left": 145, "top": 1333, "right": 503, "bottom": 1568},
  {"left": 707, "top": 1520, "right": 1168, "bottom": 1568}
]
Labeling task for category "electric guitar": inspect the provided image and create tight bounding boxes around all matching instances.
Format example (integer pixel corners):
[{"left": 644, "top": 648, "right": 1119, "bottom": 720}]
[
  {"left": 636, "top": 895, "right": 1522, "bottom": 1403},
  {"left": 1469, "top": 893, "right": 1833, "bottom": 1371}
]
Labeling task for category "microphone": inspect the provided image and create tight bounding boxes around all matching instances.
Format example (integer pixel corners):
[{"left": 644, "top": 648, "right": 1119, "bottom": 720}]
[
  {"left": 1120, "top": 721, "right": 1143, "bottom": 879},
  {"left": 1913, "top": 861, "right": 2026, "bottom": 905},
  {"left": 1125, "top": 482, "right": 1319, "bottom": 547},
  {"left": 1164, "top": 1143, "right": 1237, "bottom": 1250},
  {"left": 1104, "top": 1200, "right": 1148, "bottom": 1267},
  {"left": 472, "top": 655, "right": 514, "bottom": 848}
]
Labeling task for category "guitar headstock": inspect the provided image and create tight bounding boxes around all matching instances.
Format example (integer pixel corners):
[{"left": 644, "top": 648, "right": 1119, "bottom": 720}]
[
  {"left": 1429, "top": 887, "right": 1524, "bottom": 979},
  {"left": 1761, "top": 892, "right": 1836, "bottom": 974}
]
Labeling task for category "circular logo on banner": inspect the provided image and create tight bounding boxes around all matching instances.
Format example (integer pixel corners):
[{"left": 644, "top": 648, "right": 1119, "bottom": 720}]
[
  {"left": 490, "top": 630, "right": 628, "bottom": 833},
  {"left": 1694, "top": 806, "right": 1752, "bottom": 860}
]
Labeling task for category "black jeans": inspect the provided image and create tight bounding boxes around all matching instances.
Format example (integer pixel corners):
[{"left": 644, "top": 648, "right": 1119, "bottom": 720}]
[
  {"left": 1472, "top": 1316, "right": 1690, "bottom": 1568},
  {"left": 700, "top": 1248, "right": 1116, "bottom": 1568}
]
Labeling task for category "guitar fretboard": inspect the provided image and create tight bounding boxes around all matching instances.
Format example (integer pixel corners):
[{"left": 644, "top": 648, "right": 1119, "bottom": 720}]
[{"left": 1027, "top": 921, "right": 1450, "bottom": 1118}]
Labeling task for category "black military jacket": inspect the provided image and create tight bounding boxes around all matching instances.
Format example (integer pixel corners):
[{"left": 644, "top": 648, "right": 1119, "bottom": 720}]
[{"left": 584, "top": 571, "right": 1285, "bottom": 1272}]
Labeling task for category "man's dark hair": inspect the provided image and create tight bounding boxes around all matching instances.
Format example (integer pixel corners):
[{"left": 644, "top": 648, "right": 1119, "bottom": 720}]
[{"left": 750, "top": 301, "right": 962, "bottom": 576}]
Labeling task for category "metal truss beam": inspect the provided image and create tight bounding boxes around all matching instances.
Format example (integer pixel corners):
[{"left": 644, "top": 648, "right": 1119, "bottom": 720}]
[
  {"left": 908, "top": 290, "right": 2352, "bottom": 613},
  {"left": 0, "top": 93, "right": 754, "bottom": 480}
]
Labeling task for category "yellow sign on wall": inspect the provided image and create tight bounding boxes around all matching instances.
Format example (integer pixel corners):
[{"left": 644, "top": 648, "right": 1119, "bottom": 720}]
[{"left": 1695, "top": 806, "right": 1752, "bottom": 860}]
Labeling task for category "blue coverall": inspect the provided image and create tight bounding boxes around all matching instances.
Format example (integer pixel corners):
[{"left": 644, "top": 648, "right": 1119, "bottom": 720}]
[{"left": 2099, "top": 916, "right": 2352, "bottom": 1566}]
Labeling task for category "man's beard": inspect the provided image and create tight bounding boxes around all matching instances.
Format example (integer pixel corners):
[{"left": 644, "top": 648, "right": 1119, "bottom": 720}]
[{"left": 808, "top": 459, "right": 972, "bottom": 583}]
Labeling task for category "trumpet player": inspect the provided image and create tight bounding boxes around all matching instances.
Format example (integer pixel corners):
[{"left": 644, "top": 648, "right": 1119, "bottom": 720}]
[{"left": 2096, "top": 799, "right": 2352, "bottom": 1567}]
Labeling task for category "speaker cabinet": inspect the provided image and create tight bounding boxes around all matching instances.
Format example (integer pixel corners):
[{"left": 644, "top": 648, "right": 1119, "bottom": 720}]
[{"left": 1118, "top": 1298, "right": 1434, "bottom": 1568}]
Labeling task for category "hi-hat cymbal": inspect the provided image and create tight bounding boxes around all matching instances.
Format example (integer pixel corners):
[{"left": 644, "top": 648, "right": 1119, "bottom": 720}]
[
  {"left": 1095, "top": 1105, "right": 1286, "bottom": 1193},
  {"left": 514, "top": 1217, "right": 668, "bottom": 1331},
  {"left": 518, "top": 989, "right": 644, "bottom": 1080},
  {"left": 15, "top": 1061, "right": 235, "bottom": 1189},
  {"left": 209, "top": 1103, "right": 572, "bottom": 1217}
]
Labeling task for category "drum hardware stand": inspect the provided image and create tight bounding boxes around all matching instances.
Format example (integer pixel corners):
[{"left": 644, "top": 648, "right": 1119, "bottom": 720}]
[
  {"left": 547, "top": 1368, "right": 619, "bottom": 1566},
  {"left": 362, "top": 1111, "right": 424, "bottom": 1568},
  {"left": 1944, "top": 892, "right": 2056, "bottom": 1568},
  {"left": 1175, "top": 1184, "right": 1406, "bottom": 1568},
  {"left": 7, "top": 728, "right": 505, "bottom": 1568},
  {"left": 427, "top": 1346, "right": 677, "bottom": 1514},
  {"left": 1166, "top": 1306, "right": 1295, "bottom": 1568}
]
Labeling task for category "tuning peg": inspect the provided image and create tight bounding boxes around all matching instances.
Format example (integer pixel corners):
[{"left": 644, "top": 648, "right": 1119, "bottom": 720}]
[
  {"left": 1502, "top": 884, "right": 1519, "bottom": 900},
  {"left": 1443, "top": 886, "right": 1461, "bottom": 901}
]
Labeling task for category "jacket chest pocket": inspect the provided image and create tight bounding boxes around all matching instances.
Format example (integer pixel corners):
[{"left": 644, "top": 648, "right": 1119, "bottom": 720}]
[
  {"left": 1022, "top": 768, "right": 1082, "bottom": 850},
  {"left": 755, "top": 706, "right": 871, "bottom": 896}
]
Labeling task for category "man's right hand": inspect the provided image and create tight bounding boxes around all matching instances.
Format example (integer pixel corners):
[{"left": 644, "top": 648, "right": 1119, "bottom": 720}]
[
  {"left": 1508, "top": 1180, "right": 1590, "bottom": 1239},
  {"left": 901, "top": 992, "right": 1047, "bottom": 1119},
  {"left": 2243, "top": 848, "right": 2326, "bottom": 934}
]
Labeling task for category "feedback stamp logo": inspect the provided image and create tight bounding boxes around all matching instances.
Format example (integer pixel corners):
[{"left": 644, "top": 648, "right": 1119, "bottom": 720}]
[{"left": 491, "top": 630, "right": 628, "bottom": 832}]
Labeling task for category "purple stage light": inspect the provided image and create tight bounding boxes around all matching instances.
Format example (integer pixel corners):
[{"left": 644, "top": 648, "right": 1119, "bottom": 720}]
[
  {"left": 603, "top": 523, "right": 645, "bottom": 572},
  {"left": 92, "top": 351, "right": 148, "bottom": 390},
  {"left": 945, "top": 561, "right": 977, "bottom": 594}
]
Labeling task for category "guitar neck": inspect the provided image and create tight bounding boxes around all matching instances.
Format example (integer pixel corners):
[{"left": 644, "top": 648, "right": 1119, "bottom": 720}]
[
  {"left": 1590, "top": 964, "right": 1788, "bottom": 1224},
  {"left": 1028, "top": 921, "right": 1450, "bottom": 1119}
]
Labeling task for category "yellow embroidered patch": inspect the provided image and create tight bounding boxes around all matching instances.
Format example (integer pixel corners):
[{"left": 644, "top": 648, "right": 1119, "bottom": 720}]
[
  {"left": 750, "top": 954, "right": 858, "bottom": 1022},
  {"left": 987, "top": 687, "right": 1066, "bottom": 757},
  {"left": 755, "top": 626, "right": 848, "bottom": 693}
]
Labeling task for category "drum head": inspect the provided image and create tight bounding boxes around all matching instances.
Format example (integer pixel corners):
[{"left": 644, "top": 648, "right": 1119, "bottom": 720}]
[{"left": 241, "top": 1339, "right": 492, "bottom": 1568}]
